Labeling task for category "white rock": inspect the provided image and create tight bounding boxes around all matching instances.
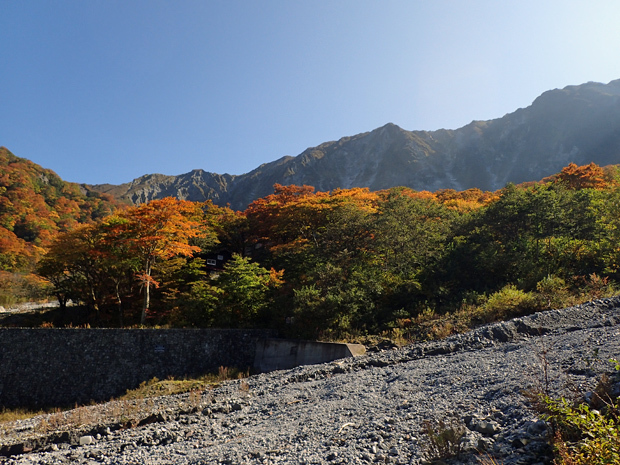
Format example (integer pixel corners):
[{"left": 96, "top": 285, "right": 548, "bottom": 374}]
[{"left": 79, "top": 435, "right": 95, "bottom": 446}]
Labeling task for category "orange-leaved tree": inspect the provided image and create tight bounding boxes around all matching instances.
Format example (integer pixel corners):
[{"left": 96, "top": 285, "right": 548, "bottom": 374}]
[
  {"left": 104, "top": 198, "right": 208, "bottom": 325},
  {"left": 244, "top": 184, "right": 317, "bottom": 247},
  {"left": 555, "top": 162, "right": 608, "bottom": 190},
  {"left": 245, "top": 184, "right": 379, "bottom": 256},
  {"left": 434, "top": 188, "right": 499, "bottom": 213}
]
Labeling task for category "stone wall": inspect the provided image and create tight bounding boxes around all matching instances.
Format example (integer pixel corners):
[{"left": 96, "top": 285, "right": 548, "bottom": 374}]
[{"left": 0, "top": 328, "right": 273, "bottom": 408}]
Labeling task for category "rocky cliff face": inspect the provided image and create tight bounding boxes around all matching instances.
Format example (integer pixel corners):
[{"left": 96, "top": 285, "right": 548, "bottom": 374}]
[{"left": 88, "top": 79, "right": 620, "bottom": 210}]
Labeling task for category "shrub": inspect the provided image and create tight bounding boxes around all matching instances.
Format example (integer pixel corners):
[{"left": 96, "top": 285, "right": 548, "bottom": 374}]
[
  {"left": 543, "top": 397, "right": 619, "bottom": 464},
  {"left": 477, "top": 284, "right": 539, "bottom": 323},
  {"left": 576, "top": 273, "right": 619, "bottom": 301},
  {"left": 536, "top": 275, "right": 574, "bottom": 310},
  {"left": 542, "top": 360, "right": 620, "bottom": 464},
  {"left": 421, "top": 416, "right": 466, "bottom": 462}
]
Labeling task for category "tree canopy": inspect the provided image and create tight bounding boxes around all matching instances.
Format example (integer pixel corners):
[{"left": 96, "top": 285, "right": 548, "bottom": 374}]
[{"left": 19, "top": 162, "right": 620, "bottom": 338}]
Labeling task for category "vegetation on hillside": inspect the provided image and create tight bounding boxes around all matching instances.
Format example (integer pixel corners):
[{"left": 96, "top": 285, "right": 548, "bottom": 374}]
[
  {"left": 0, "top": 147, "right": 123, "bottom": 305},
  {"left": 0, "top": 160, "right": 608, "bottom": 338}
]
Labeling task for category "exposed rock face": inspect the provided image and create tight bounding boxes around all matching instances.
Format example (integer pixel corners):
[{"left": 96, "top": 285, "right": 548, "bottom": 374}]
[
  {"left": 88, "top": 79, "right": 620, "bottom": 210},
  {"left": 2, "top": 298, "right": 620, "bottom": 464}
]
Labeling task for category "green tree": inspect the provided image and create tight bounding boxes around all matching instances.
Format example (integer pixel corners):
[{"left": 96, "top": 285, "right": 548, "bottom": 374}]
[
  {"left": 292, "top": 262, "right": 383, "bottom": 338},
  {"left": 373, "top": 189, "right": 454, "bottom": 316},
  {"left": 442, "top": 181, "right": 611, "bottom": 306},
  {"left": 214, "top": 254, "right": 283, "bottom": 327}
]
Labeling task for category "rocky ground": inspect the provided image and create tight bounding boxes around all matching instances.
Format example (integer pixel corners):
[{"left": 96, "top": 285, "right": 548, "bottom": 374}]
[
  {"left": 2, "top": 298, "right": 620, "bottom": 465},
  {"left": 0, "top": 302, "right": 60, "bottom": 315}
]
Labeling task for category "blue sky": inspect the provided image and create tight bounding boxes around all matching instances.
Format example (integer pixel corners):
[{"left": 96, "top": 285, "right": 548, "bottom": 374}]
[{"left": 2, "top": 1, "right": 620, "bottom": 185}]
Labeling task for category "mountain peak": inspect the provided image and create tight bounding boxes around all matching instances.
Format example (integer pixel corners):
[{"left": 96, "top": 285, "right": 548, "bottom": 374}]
[{"left": 379, "top": 122, "right": 402, "bottom": 130}]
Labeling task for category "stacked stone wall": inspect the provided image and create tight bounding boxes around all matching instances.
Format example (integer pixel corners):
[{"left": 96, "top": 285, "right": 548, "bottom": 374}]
[{"left": 0, "top": 328, "right": 273, "bottom": 408}]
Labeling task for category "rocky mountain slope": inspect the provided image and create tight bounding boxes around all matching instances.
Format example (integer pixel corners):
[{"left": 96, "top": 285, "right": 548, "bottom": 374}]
[
  {"left": 2, "top": 298, "right": 620, "bottom": 464},
  {"left": 88, "top": 79, "right": 620, "bottom": 210}
]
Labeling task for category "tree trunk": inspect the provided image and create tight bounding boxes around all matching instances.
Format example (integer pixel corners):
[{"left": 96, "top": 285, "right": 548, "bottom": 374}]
[
  {"left": 115, "top": 281, "right": 123, "bottom": 327},
  {"left": 141, "top": 281, "right": 150, "bottom": 325},
  {"left": 140, "top": 259, "right": 152, "bottom": 325},
  {"left": 56, "top": 293, "right": 67, "bottom": 310}
]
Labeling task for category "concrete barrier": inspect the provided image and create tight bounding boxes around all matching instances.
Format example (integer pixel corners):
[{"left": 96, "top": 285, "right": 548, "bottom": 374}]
[
  {"left": 0, "top": 329, "right": 366, "bottom": 408},
  {"left": 254, "top": 338, "right": 366, "bottom": 372},
  {"left": 0, "top": 328, "right": 273, "bottom": 409}
]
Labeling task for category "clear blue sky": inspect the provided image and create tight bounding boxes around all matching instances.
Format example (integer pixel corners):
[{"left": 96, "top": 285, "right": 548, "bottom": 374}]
[{"left": 2, "top": 1, "right": 620, "bottom": 185}]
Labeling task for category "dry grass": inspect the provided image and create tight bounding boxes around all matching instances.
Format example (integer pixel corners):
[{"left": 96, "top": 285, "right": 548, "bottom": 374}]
[
  {"left": 0, "top": 365, "right": 250, "bottom": 444},
  {"left": 118, "top": 377, "right": 208, "bottom": 400},
  {"left": 386, "top": 283, "right": 620, "bottom": 346},
  {"left": 0, "top": 407, "right": 50, "bottom": 423},
  {"left": 477, "top": 453, "right": 503, "bottom": 464},
  {"left": 119, "top": 366, "right": 249, "bottom": 401},
  {"left": 421, "top": 415, "right": 466, "bottom": 462}
]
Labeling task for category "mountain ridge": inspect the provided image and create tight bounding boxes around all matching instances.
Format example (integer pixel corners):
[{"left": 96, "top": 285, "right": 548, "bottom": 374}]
[{"left": 83, "top": 78, "right": 620, "bottom": 209}]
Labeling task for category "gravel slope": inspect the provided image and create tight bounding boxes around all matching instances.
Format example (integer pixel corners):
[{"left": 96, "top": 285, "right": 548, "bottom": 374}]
[{"left": 2, "top": 298, "right": 620, "bottom": 465}]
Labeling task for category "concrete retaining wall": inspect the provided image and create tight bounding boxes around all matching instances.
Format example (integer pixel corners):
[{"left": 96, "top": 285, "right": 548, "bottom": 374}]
[
  {"left": 0, "top": 329, "right": 367, "bottom": 409},
  {"left": 0, "top": 328, "right": 272, "bottom": 408},
  {"left": 254, "top": 338, "right": 366, "bottom": 372}
]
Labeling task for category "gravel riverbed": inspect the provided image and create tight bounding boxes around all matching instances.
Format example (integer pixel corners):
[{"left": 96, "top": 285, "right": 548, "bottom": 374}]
[{"left": 2, "top": 298, "right": 620, "bottom": 465}]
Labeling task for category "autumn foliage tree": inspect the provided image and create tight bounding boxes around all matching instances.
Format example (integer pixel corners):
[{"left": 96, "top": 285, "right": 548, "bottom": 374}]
[
  {"left": 38, "top": 198, "right": 217, "bottom": 325},
  {"left": 555, "top": 162, "right": 608, "bottom": 190},
  {"left": 245, "top": 184, "right": 379, "bottom": 258},
  {"left": 244, "top": 183, "right": 318, "bottom": 249},
  {"left": 102, "top": 198, "right": 211, "bottom": 324},
  {"left": 38, "top": 224, "right": 105, "bottom": 312}
]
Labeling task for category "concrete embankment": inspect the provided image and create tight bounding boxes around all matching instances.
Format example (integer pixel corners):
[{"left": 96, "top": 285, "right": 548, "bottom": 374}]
[{"left": 0, "top": 328, "right": 366, "bottom": 409}]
